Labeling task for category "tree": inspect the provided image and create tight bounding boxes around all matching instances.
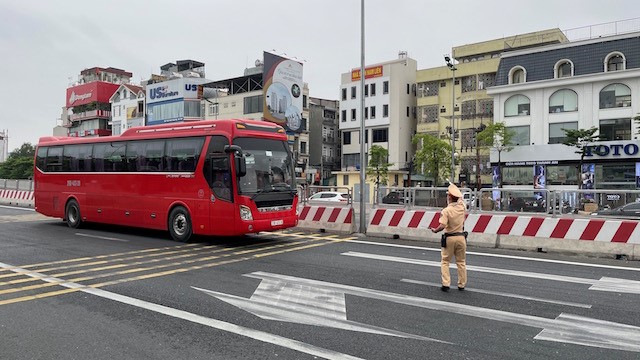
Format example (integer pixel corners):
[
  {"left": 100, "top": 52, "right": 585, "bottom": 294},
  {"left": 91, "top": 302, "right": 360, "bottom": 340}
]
[
  {"left": 412, "top": 133, "right": 452, "bottom": 186},
  {"left": 366, "top": 145, "right": 392, "bottom": 196},
  {"left": 476, "top": 122, "right": 514, "bottom": 188},
  {"left": 562, "top": 127, "right": 599, "bottom": 189},
  {"left": 0, "top": 143, "right": 35, "bottom": 179}
]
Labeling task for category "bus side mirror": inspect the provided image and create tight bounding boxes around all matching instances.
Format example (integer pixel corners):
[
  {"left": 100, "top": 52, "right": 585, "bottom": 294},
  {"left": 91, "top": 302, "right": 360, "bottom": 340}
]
[
  {"left": 224, "top": 145, "right": 246, "bottom": 177},
  {"left": 236, "top": 156, "right": 246, "bottom": 177}
]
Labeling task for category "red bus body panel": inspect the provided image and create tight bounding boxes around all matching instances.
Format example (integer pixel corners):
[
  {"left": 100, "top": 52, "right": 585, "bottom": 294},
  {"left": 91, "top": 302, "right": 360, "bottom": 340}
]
[{"left": 34, "top": 119, "right": 298, "bottom": 237}]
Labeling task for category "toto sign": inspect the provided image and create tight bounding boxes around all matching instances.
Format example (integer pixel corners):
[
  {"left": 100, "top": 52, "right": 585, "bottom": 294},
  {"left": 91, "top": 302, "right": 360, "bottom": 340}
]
[{"left": 584, "top": 143, "right": 639, "bottom": 157}]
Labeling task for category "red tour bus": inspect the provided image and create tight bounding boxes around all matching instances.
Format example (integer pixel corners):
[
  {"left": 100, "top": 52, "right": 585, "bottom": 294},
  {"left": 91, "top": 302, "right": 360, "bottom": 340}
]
[{"left": 34, "top": 119, "right": 298, "bottom": 241}]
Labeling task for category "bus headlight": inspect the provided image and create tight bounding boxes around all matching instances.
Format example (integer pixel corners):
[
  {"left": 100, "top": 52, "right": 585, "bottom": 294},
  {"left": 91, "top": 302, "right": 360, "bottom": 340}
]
[{"left": 239, "top": 205, "right": 253, "bottom": 221}]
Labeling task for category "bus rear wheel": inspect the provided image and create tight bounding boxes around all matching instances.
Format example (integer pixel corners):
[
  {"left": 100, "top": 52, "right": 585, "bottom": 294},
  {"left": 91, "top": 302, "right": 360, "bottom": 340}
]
[
  {"left": 65, "top": 199, "right": 83, "bottom": 229},
  {"left": 168, "top": 206, "right": 192, "bottom": 242}
]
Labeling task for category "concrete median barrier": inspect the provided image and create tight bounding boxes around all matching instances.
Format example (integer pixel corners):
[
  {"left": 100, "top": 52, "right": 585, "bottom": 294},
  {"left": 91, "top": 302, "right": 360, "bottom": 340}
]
[
  {"left": 296, "top": 205, "right": 355, "bottom": 234},
  {"left": 0, "top": 189, "right": 34, "bottom": 208}
]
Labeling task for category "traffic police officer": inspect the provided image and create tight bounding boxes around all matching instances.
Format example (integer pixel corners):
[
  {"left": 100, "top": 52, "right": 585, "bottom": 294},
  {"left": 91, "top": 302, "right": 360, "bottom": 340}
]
[{"left": 430, "top": 183, "right": 467, "bottom": 292}]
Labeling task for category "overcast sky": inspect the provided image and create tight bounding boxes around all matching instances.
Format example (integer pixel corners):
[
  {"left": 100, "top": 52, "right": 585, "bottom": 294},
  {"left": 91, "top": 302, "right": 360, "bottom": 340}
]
[{"left": 1, "top": 0, "right": 639, "bottom": 151}]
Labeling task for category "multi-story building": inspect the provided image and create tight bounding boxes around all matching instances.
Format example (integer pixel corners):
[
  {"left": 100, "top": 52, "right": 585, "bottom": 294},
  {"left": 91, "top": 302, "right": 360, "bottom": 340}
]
[
  {"left": 308, "top": 97, "right": 340, "bottom": 185},
  {"left": 202, "top": 62, "right": 311, "bottom": 179},
  {"left": 416, "top": 29, "right": 568, "bottom": 188},
  {"left": 109, "top": 84, "right": 145, "bottom": 135},
  {"left": 487, "top": 28, "right": 640, "bottom": 194},
  {"left": 335, "top": 53, "right": 417, "bottom": 201},
  {"left": 64, "top": 67, "right": 133, "bottom": 137},
  {"left": 144, "top": 60, "right": 210, "bottom": 126}
]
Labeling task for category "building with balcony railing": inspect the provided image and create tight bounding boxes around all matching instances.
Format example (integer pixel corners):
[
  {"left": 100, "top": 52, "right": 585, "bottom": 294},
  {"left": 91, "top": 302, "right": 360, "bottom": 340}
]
[{"left": 309, "top": 97, "right": 340, "bottom": 185}]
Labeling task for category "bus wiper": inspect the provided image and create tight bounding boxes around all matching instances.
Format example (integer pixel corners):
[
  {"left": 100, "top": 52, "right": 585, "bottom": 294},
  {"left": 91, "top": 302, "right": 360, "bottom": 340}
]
[{"left": 251, "top": 188, "right": 267, "bottom": 200}]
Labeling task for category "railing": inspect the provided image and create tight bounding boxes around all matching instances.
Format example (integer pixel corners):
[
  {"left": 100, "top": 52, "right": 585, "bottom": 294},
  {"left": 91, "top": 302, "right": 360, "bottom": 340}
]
[
  {"left": 563, "top": 17, "right": 640, "bottom": 41},
  {"left": 297, "top": 185, "right": 353, "bottom": 207},
  {"left": 0, "top": 179, "right": 34, "bottom": 191}
]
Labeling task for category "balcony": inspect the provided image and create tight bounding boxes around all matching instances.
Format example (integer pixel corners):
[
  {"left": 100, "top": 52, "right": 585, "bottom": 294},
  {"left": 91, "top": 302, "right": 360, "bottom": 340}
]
[
  {"left": 69, "top": 110, "right": 112, "bottom": 122},
  {"left": 322, "top": 135, "right": 336, "bottom": 143}
]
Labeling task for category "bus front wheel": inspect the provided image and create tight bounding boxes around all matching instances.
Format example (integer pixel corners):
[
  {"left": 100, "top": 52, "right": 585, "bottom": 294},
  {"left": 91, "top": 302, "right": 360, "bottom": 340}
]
[
  {"left": 65, "top": 199, "right": 83, "bottom": 229},
  {"left": 168, "top": 206, "right": 192, "bottom": 242}
]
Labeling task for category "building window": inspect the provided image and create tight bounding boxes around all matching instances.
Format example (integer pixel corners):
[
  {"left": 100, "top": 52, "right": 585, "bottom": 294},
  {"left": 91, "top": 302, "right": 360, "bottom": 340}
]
[
  {"left": 343, "top": 175, "right": 349, "bottom": 186},
  {"left": 364, "top": 129, "right": 368, "bottom": 144},
  {"left": 343, "top": 131, "right": 351, "bottom": 145},
  {"left": 509, "top": 66, "right": 526, "bottom": 84},
  {"left": 364, "top": 84, "right": 369, "bottom": 97},
  {"left": 383, "top": 81, "right": 389, "bottom": 94},
  {"left": 300, "top": 141, "right": 307, "bottom": 154},
  {"left": 406, "top": 84, "right": 410, "bottom": 94},
  {"left": 303, "top": 95, "right": 308, "bottom": 108},
  {"left": 504, "top": 94, "right": 530, "bottom": 116},
  {"left": 341, "top": 110, "right": 346, "bottom": 122},
  {"left": 406, "top": 106, "right": 410, "bottom": 117},
  {"left": 605, "top": 52, "right": 626, "bottom": 72},
  {"left": 599, "top": 83, "right": 631, "bottom": 109},
  {"left": 243, "top": 95, "right": 263, "bottom": 114},
  {"left": 546, "top": 165, "right": 578, "bottom": 185},
  {"left": 370, "top": 106, "right": 376, "bottom": 119},
  {"left": 342, "top": 88, "right": 347, "bottom": 100},
  {"left": 351, "top": 108, "right": 356, "bottom": 121},
  {"left": 209, "top": 103, "right": 219, "bottom": 116},
  {"left": 548, "top": 122, "right": 578, "bottom": 144},
  {"left": 370, "top": 83, "right": 376, "bottom": 96},
  {"left": 419, "top": 105, "right": 439, "bottom": 123},
  {"left": 599, "top": 118, "right": 631, "bottom": 141},
  {"left": 383, "top": 104, "right": 389, "bottom": 117},
  {"left": 351, "top": 86, "right": 356, "bottom": 99},
  {"left": 554, "top": 60, "right": 573, "bottom": 78},
  {"left": 507, "top": 125, "right": 530, "bottom": 146},
  {"left": 549, "top": 89, "right": 578, "bottom": 113},
  {"left": 364, "top": 107, "right": 368, "bottom": 119},
  {"left": 372, "top": 128, "right": 388, "bottom": 143}
]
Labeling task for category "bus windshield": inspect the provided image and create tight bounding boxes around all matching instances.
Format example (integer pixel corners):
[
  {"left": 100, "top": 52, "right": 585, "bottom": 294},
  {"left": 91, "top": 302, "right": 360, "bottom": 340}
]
[{"left": 234, "top": 137, "right": 294, "bottom": 194}]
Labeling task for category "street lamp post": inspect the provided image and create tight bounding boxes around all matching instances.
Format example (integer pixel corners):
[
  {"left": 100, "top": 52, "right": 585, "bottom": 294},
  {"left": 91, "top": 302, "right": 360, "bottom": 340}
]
[{"left": 445, "top": 55, "right": 457, "bottom": 184}]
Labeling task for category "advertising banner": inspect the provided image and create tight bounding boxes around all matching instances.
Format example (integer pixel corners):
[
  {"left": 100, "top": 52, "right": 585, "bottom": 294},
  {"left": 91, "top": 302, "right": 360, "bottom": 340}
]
[
  {"left": 636, "top": 162, "right": 640, "bottom": 189},
  {"left": 262, "top": 51, "right": 304, "bottom": 132},
  {"left": 351, "top": 65, "right": 383, "bottom": 81},
  {"left": 581, "top": 163, "right": 595, "bottom": 199},
  {"left": 126, "top": 107, "right": 139, "bottom": 120},
  {"left": 66, "top": 82, "right": 120, "bottom": 108}
]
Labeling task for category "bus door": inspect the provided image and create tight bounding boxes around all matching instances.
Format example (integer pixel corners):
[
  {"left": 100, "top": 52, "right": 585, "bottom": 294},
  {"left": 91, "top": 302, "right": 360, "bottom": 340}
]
[{"left": 204, "top": 136, "right": 236, "bottom": 235}]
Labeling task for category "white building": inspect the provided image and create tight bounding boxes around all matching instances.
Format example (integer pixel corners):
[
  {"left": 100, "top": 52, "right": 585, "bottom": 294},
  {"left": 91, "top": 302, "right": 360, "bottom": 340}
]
[
  {"left": 109, "top": 84, "right": 145, "bottom": 135},
  {"left": 487, "top": 31, "right": 640, "bottom": 193},
  {"left": 335, "top": 53, "right": 418, "bottom": 198}
]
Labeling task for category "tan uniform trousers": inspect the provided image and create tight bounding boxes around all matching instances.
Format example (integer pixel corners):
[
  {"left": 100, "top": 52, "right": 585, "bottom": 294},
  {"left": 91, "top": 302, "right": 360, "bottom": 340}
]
[{"left": 441, "top": 235, "right": 467, "bottom": 288}]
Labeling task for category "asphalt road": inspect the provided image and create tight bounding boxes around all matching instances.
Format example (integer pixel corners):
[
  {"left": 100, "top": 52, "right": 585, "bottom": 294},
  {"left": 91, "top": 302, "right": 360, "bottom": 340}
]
[{"left": 1, "top": 205, "right": 640, "bottom": 359}]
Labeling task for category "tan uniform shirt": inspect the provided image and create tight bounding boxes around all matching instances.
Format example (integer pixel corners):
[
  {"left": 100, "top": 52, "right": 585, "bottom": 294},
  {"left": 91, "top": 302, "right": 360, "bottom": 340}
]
[{"left": 439, "top": 200, "right": 466, "bottom": 233}]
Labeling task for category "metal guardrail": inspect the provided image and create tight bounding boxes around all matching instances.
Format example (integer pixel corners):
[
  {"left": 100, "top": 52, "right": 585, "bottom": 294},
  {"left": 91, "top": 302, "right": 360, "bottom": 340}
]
[{"left": 298, "top": 185, "right": 354, "bottom": 206}]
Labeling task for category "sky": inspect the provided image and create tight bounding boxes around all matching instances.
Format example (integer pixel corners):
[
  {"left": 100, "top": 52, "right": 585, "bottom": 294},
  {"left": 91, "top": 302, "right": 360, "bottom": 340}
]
[{"left": 1, "top": 0, "right": 639, "bottom": 152}]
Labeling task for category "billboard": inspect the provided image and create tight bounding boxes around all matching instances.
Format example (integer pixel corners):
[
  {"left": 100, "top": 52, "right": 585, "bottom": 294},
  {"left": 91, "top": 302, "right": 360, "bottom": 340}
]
[
  {"left": 262, "top": 51, "right": 304, "bottom": 132},
  {"left": 146, "top": 78, "right": 209, "bottom": 105},
  {"left": 351, "top": 65, "right": 383, "bottom": 81},
  {"left": 66, "top": 82, "right": 120, "bottom": 108}
]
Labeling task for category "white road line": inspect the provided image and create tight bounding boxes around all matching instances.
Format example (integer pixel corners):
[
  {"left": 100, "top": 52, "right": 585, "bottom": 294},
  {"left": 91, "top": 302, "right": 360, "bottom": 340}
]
[
  {"left": 0, "top": 205, "right": 35, "bottom": 211},
  {"left": 401, "top": 279, "right": 592, "bottom": 309},
  {"left": 76, "top": 233, "right": 130, "bottom": 242},
  {"left": 0, "top": 261, "right": 363, "bottom": 360},
  {"left": 346, "top": 239, "right": 640, "bottom": 272},
  {"left": 246, "top": 272, "right": 640, "bottom": 353}
]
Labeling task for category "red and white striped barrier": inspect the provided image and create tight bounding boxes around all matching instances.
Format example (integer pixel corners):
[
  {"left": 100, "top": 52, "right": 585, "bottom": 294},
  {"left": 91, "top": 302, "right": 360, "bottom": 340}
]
[
  {"left": 368, "top": 208, "right": 640, "bottom": 244},
  {"left": 297, "top": 205, "right": 355, "bottom": 233},
  {"left": 0, "top": 189, "right": 34, "bottom": 207}
]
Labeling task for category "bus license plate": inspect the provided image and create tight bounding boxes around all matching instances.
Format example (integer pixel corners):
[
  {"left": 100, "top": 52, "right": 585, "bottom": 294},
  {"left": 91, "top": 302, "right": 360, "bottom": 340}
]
[{"left": 271, "top": 219, "right": 284, "bottom": 226}]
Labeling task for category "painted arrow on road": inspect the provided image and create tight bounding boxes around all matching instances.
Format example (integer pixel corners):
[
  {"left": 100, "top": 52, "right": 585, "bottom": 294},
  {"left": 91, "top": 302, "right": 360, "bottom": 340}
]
[
  {"left": 342, "top": 251, "right": 640, "bottom": 294},
  {"left": 199, "top": 271, "right": 640, "bottom": 353}
]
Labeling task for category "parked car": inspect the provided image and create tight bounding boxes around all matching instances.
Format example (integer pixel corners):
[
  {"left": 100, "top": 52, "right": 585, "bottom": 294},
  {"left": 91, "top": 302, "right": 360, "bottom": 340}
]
[
  {"left": 509, "top": 196, "right": 546, "bottom": 212},
  {"left": 308, "top": 191, "right": 350, "bottom": 203},
  {"left": 591, "top": 202, "right": 640, "bottom": 218},
  {"left": 382, "top": 191, "right": 407, "bottom": 205}
]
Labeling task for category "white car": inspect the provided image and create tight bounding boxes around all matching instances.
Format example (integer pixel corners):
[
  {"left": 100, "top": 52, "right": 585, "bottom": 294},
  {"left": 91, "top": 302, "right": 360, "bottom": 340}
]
[{"left": 308, "top": 191, "right": 350, "bottom": 203}]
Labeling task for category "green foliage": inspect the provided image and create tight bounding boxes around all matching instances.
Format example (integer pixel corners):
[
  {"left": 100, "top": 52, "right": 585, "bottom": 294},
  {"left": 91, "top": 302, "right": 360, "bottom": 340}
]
[
  {"left": 412, "top": 133, "right": 452, "bottom": 185},
  {"left": 0, "top": 143, "right": 35, "bottom": 179},
  {"left": 562, "top": 127, "right": 599, "bottom": 159},
  {"left": 562, "top": 127, "right": 598, "bottom": 189},
  {"left": 476, "top": 122, "right": 514, "bottom": 151},
  {"left": 366, "top": 145, "right": 392, "bottom": 188}
]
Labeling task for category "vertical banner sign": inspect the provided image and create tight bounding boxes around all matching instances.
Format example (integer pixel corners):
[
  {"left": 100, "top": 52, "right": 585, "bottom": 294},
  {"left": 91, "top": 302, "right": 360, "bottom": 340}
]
[
  {"left": 581, "top": 163, "right": 595, "bottom": 199},
  {"left": 533, "top": 165, "right": 546, "bottom": 204},
  {"left": 636, "top": 162, "right": 640, "bottom": 189},
  {"left": 263, "top": 51, "right": 304, "bottom": 132},
  {"left": 492, "top": 166, "right": 501, "bottom": 209}
]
